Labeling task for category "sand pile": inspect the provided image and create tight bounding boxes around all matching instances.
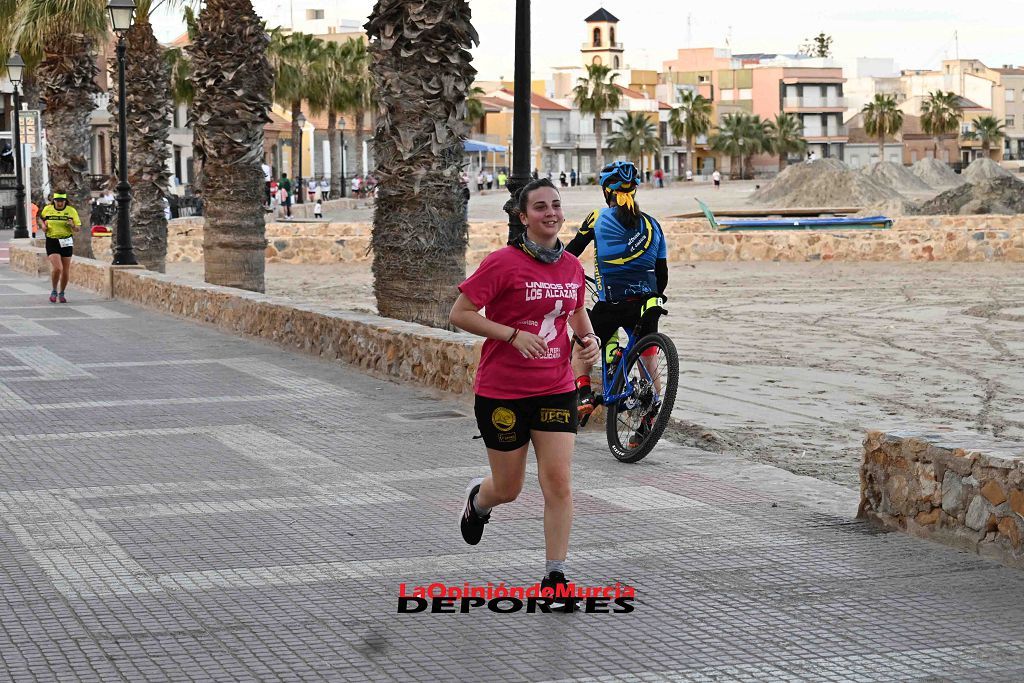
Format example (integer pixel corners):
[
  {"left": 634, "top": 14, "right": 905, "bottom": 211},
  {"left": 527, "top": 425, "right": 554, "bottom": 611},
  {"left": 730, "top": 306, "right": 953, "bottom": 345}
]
[
  {"left": 911, "top": 158, "right": 966, "bottom": 188},
  {"left": 751, "top": 158, "right": 908, "bottom": 212},
  {"left": 913, "top": 176, "right": 1024, "bottom": 215},
  {"left": 860, "top": 161, "right": 933, "bottom": 193},
  {"left": 962, "top": 157, "right": 1014, "bottom": 183}
]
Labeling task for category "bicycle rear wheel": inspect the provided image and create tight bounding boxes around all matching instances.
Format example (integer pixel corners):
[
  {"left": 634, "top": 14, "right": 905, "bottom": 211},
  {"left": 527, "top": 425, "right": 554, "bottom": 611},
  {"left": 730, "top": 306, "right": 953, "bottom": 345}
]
[{"left": 605, "top": 332, "right": 679, "bottom": 463}]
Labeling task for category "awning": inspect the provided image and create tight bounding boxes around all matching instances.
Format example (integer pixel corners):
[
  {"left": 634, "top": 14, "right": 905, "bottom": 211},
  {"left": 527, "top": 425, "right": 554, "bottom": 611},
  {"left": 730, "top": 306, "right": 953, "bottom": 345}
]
[{"left": 463, "top": 139, "right": 507, "bottom": 153}]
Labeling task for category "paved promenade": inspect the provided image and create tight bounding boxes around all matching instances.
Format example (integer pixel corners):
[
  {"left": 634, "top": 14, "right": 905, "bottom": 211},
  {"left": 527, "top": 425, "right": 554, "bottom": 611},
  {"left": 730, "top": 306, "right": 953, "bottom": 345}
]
[{"left": 1, "top": 262, "right": 1023, "bottom": 682}]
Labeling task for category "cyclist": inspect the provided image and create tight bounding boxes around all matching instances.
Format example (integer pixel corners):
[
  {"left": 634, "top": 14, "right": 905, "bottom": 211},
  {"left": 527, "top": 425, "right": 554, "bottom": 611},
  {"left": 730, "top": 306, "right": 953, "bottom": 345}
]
[
  {"left": 566, "top": 161, "right": 669, "bottom": 448},
  {"left": 39, "top": 192, "right": 82, "bottom": 304},
  {"left": 450, "top": 178, "right": 600, "bottom": 609}
]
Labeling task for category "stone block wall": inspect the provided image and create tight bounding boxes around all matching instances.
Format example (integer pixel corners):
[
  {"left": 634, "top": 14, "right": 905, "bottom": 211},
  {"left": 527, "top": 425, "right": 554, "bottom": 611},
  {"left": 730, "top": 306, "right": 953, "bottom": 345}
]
[
  {"left": 9, "top": 242, "right": 481, "bottom": 395},
  {"left": 859, "top": 429, "right": 1024, "bottom": 568},
  {"left": 81, "top": 214, "right": 1024, "bottom": 267}
]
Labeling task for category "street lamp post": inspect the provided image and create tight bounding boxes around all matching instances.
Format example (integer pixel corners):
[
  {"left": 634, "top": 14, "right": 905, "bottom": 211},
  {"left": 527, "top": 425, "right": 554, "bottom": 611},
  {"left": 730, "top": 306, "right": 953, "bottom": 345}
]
[
  {"left": 108, "top": 0, "right": 138, "bottom": 265},
  {"left": 503, "top": 0, "right": 531, "bottom": 244},
  {"left": 295, "top": 112, "right": 306, "bottom": 204},
  {"left": 339, "top": 116, "right": 346, "bottom": 198},
  {"left": 7, "top": 54, "right": 28, "bottom": 239}
]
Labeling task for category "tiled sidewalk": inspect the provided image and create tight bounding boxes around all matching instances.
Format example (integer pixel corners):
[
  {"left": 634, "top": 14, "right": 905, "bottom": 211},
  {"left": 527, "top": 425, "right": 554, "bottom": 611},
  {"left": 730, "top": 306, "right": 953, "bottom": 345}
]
[{"left": 0, "top": 263, "right": 1021, "bottom": 682}]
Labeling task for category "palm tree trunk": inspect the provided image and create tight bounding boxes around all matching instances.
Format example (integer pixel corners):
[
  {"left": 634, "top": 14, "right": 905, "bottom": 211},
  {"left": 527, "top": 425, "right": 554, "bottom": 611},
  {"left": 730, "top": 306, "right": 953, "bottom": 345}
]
[
  {"left": 595, "top": 116, "right": 604, "bottom": 173},
  {"left": 878, "top": 132, "right": 885, "bottom": 164},
  {"left": 290, "top": 100, "right": 302, "bottom": 190},
  {"left": 189, "top": 0, "right": 273, "bottom": 292},
  {"left": 37, "top": 33, "right": 101, "bottom": 259},
  {"left": 121, "top": 19, "right": 172, "bottom": 272},
  {"left": 366, "top": 0, "right": 473, "bottom": 329},
  {"left": 327, "top": 109, "right": 342, "bottom": 199},
  {"left": 778, "top": 154, "right": 785, "bottom": 172},
  {"left": 933, "top": 136, "right": 940, "bottom": 160},
  {"left": 688, "top": 135, "right": 697, "bottom": 176},
  {"left": 354, "top": 107, "right": 365, "bottom": 179}
]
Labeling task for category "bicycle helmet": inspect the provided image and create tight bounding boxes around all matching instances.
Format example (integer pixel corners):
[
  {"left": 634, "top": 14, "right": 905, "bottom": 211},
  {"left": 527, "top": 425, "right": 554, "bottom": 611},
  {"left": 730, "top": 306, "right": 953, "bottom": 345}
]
[{"left": 599, "top": 161, "right": 641, "bottom": 213}]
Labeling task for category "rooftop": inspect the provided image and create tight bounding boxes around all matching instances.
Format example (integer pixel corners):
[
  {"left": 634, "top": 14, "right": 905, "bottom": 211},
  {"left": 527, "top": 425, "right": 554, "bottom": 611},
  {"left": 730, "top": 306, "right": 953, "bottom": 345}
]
[{"left": 585, "top": 8, "right": 619, "bottom": 23}]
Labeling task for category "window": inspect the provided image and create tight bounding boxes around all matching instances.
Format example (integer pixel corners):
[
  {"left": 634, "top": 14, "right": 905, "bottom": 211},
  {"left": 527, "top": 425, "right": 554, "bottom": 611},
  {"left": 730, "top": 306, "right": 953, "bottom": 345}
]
[
  {"left": 610, "top": 27, "right": 616, "bottom": 45},
  {"left": 593, "top": 28, "right": 602, "bottom": 47},
  {"left": 1007, "top": 115, "right": 1016, "bottom": 129},
  {"left": 305, "top": 9, "right": 324, "bottom": 20},
  {"left": 614, "top": 56, "right": 620, "bottom": 69},
  {"left": 698, "top": 74, "right": 709, "bottom": 83},
  {"left": 592, "top": 56, "right": 602, "bottom": 65},
  {"left": 1006, "top": 89, "right": 1016, "bottom": 102}
]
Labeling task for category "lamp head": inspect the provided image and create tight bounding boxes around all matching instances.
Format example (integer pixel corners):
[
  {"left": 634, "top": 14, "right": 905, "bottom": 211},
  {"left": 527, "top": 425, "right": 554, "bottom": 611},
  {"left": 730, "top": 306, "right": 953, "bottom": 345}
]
[
  {"left": 107, "top": 0, "right": 137, "bottom": 34},
  {"left": 295, "top": 112, "right": 307, "bottom": 128},
  {"left": 6, "top": 53, "right": 25, "bottom": 85}
]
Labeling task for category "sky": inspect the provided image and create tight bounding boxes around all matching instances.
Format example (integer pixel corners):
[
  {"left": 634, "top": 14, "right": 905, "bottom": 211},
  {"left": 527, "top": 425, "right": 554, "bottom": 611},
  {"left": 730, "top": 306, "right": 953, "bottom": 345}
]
[{"left": 152, "top": 1, "right": 1024, "bottom": 79}]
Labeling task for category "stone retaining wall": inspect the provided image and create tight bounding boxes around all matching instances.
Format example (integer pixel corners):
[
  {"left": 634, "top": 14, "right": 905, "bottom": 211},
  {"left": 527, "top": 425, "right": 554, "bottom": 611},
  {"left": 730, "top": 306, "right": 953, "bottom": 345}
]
[
  {"left": 83, "top": 214, "right": 1024, "bottom": 266},
  {"left": 859, "top": 429, "right": 1024, "bottom": 569},
  {"left": 9, "top": 241, "right": 481, "bottom": 395}
]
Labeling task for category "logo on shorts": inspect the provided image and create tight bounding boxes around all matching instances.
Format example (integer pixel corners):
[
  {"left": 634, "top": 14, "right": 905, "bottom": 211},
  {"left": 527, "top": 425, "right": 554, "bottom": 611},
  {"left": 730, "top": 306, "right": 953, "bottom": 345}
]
[
  {"left": 539, "top": 408, "right": 571, "bottom": 425},
  {"left": 491, "top": 407, "right": 516, "bottom": 432}
]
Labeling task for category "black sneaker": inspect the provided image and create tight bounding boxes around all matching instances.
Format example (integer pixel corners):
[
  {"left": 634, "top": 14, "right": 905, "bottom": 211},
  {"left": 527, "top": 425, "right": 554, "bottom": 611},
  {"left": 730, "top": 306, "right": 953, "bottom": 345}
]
[
  {"left": 540, "top": 571, "right": 574, "bottom": 612},
  {"left": 628, "top": 402, "right": 660, "bottom": 449},
  {"left": 459, "top": 477, "right": 489, "bottom": 545}
]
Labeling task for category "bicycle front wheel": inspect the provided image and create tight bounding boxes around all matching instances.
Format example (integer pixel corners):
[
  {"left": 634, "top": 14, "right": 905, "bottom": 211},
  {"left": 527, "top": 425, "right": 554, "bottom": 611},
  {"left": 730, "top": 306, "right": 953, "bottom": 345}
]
[{"left": 605, "top": 332, "right": 679, "bottom": 463}]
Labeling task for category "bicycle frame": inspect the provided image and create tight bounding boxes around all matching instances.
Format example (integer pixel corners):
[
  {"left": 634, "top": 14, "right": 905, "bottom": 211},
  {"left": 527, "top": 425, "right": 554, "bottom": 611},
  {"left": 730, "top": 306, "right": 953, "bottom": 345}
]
[{"left": 600, "top": 323, "right": 656, "bottom": 407}]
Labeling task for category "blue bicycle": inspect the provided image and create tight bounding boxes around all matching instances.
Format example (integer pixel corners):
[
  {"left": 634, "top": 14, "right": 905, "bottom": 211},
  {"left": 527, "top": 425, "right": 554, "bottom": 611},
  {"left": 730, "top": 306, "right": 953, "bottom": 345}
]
[{"left": 583, "top": 276, "right": 679, "bottom": 463}]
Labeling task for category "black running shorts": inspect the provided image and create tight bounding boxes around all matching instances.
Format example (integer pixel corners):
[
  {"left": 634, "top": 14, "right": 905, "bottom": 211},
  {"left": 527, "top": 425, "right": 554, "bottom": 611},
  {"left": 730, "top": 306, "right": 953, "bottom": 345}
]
[
  {"left": 587, "top": 300, "right": 659, "bottom": 348},
  {"left": 45, "top": 237, "right": 73, "bottom": 258},
  {"left": 474, "top": 390, "right": 578, "bottom": 452}
]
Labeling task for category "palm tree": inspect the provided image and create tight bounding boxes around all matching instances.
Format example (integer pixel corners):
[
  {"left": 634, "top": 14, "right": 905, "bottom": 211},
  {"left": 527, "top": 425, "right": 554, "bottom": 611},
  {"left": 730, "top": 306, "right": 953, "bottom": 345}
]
[
  {"left": 920, "top": 90, "right": 961, "bottom": 160},
  {"left": 607, "top": 112, "right": 661, "bottom": 177},
  {"left": 964, "top": 115, "right": 1006, "bottom": 158},
  {"left": 342, "top": 37, "right": 373, "bottom": 180},
  {"left": 861, "top": 94, "right": 903, "bottom": 165},
  {"left": 310, "top": 40, "right": 352, "bottom": 199},
  {"left": 104, "top": 0, "right": 176, "bottom": 272},
  {"left": 710, "top": 113, "right": 767, "bottom": 179},
  {"left": 188, "top": 0, "right": 272, "bottom": 291},
  {"left": 466, "top": 86, "right": 487, "bottom": 132},
  {"left": 366, "top": 0, "right": 476, "bottom": 329},
  {"left": 574, "top": 63, "right": 621, "bottom": 174},
  {"left": 269, "top": 30, "right": 323, "bottom": 189},
  {"left": 763, "top": 112, "right": 806, "bottom": 171},
  {"left": 668, "top": 91, "right": 712, "bottom": 176},
  {"left": 5, "top": 0, "right": 108, "bottom": 259}
]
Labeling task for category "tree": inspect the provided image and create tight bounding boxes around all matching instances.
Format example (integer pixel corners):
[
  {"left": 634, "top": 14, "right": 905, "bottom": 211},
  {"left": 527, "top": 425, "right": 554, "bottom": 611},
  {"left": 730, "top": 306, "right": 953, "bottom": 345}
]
[
  {"left": 763, "top": 112, "right": 806, "bottom": 171},
  {"left": 861, "top": 94, "right": 903, "bottom": 165},
  {"left": 710, "top": 113, "right": 767, "bottom": 179},
  {"left": 799, "top": 32, "right": 833, "bottom": 58},
  {"left": 668, "top": 90, "right": 712, "bottom": 176},
  {"left": 466, "top": 86, "right": 487, "bottom": 131},
  {"left": 4, "top": 0, "right": 108, "bottom": 259},
  {"left": 964, "top": 115, "right": 1005, "bottom": 157},
  {"left": 366, "top": 0, "right": 477, "bottom": 329},
  {"left": 343, "top": 37, "right": 373, "bottom": 180},
  {"left": 269, "top": 30, "right": 323, "bottom": 189},
  {"left": 105, "top": 0, "right": 176, "bottom": 272},
  {"left": 574, "top": 63, "right": 621, "bottom": 174},
  {"left": 188, "top": 0, "right": 272, "bottom": 291},
  {"left": 310, "top": 40, "right": 353, "bottom": 198},
  {"left": 607, "top": 112, "right": 661, "bottom": 177},
  {"left": 920, "top": 90, "right": 962, "bottom": 160}
]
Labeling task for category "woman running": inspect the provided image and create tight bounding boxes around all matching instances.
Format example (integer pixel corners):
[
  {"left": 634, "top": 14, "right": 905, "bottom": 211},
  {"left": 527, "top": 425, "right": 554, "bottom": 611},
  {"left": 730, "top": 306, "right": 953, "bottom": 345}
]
[
  {"left": 449, "top": 178, "right": 600, "bottom": 609},
  {"left": 39, "top": 192, "right": 81, "bottom": 303}
]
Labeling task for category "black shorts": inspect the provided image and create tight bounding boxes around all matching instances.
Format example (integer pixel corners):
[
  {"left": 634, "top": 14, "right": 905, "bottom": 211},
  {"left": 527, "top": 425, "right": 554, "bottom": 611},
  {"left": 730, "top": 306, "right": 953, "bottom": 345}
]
[
  {"left": 474, "top": 390, "right": 578, "bottom": 452},
  {"left": 588, "top": 300, "right": 659, "bottom": 348},
  {"left": 45, "top": 237, "right": 73, "bottom": 258}
]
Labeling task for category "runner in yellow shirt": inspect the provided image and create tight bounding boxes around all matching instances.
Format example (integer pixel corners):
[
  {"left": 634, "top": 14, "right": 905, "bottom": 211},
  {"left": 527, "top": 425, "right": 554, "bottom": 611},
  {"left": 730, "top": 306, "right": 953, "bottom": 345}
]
[{"left": 39, "top": 192, "right": 81, "bottom": 303}]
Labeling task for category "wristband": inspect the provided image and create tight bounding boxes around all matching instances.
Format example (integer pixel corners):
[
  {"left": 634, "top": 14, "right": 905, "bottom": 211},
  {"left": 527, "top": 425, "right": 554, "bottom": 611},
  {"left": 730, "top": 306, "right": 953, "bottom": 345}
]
[{"left": 507, "top": 328, "right": 519, "bottom": 344}]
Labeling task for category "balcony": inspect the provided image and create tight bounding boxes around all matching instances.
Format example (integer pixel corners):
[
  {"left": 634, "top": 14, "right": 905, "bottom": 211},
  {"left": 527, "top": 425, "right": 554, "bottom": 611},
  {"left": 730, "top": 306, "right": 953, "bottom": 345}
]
[
  {"left": 784, "top": 96, "right": 847, "bottom": 111},
  {"left": 802, "top": 125, "right": 849, "bottom": 139},
  {"left": 581, "top": 42, "right": 623, "bottom": 50}
]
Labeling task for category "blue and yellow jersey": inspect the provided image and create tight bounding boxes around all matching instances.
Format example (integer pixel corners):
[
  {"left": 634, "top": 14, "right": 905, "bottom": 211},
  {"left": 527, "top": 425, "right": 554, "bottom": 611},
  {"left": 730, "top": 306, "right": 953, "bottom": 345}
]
[{"left": 572, "top": 207, "right": 667, "bottom": 302}]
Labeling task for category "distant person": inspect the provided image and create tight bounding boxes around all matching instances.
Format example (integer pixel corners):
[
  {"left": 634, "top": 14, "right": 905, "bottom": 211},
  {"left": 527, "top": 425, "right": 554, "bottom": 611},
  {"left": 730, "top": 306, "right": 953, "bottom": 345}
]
[
  {"left": 321, "top": 177, "right": 331, "bottom": 200},
  {"left": 0, "top": 140, "right": 12, "bottom": 174},
  {"left": 559, "top": 170, "right": 567, "bottom": 188},
  {"left": 261, "top": 162, "right": 272, "bottom": 207},
  {"left": 279, "top": 173, "right": 292, "bottom": 219},
  {"left": 685, "top": 168, "right": 693, "bottom": 182},
  {"left": 351, "top": 175, "right": 361, "bottom": 198},
  {"left": 313, "top": 199, "right": 323, "bottom": 219},
  {"left": 570, "top": 169, "right": 577, "bottom": 187},
  {"left": 531, "top": 168, "right": 539, "bottom": 180},
  {"left": 497, "top": 170, "right": 507, "bottom": 188},
  {"left": 485, "top": 171, "right": 494, "bottom": 190},
  {"left": 477, "top": 171, "right": 485, "bottom": 192},
  {"left": 654, "top": 168, "right": 664, "bottom": 188},
  {"left": 712, "top": 169, "right": 721, "bottom": 189},
  {"left": 30, "top": 201, "right": 39, "bottom": 238},
  {"left": 39, "top": 192, "right": 82, "bottom": 304}
]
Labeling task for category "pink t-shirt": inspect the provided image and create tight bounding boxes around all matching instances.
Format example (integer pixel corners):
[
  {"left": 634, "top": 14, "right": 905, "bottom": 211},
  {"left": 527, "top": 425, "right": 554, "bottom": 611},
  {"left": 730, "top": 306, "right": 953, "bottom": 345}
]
[{"left": 459, "top": 246, "right": 586, "bottom": 399}]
